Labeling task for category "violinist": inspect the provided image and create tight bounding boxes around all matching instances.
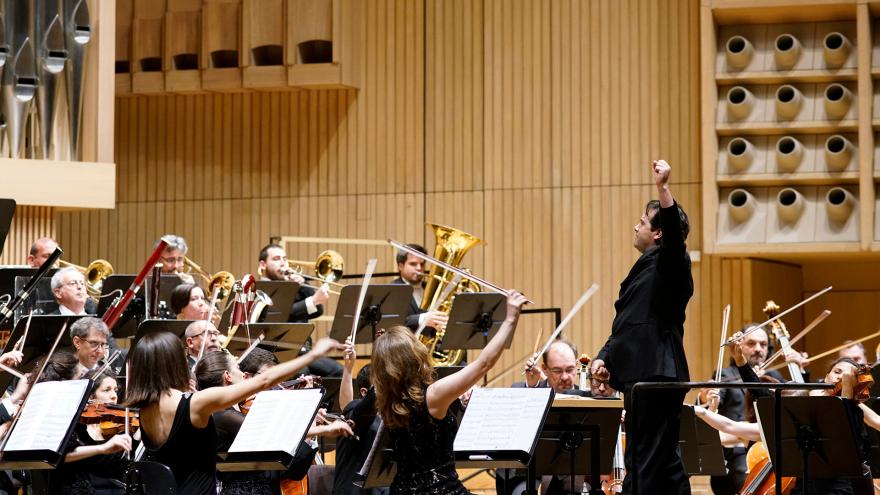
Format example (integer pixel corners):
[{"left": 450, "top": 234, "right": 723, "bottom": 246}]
[
  {"left": 70, "top": 318, "right": 124, "bottom": 377},
  {"left": 838, "top": 340, "right": 868, "bottom": 366},
  {"left": 124, "top": 331, "right": 343, "bottom": 493},
  {"left": 696, "top": 324, "right": 786, "bottom": 495},
  {"left": 334, "top": 338, "right": 386, "bottom": 495},
  {"left": 30, "top": 353, "right": 133, "bottom": 494}
]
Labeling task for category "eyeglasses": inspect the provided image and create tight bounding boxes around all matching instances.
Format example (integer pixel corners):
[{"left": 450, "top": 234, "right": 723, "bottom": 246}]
[
  {"left": 64, "top": 280, "right": 86, "bottom": 288},
  {"left": 161, "top": 256, "right": 185, "bottom": 264},
  {"left": 192, "top": 330, "right": 221, "bottom": 338},
  {"left": 548, "top": 366, "right": 577, "bottom": 376},
  {"left": 83, "top": 339, "right": 109, "bottom": 350},
  {"left": 590, "top": 378, "right": 610, "bottom": 387}
]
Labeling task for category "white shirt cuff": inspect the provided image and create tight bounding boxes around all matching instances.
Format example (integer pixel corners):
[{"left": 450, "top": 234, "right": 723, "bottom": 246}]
[
  {"left": 418, "top": 313, "right": 429, "bottom": 327},
  {"left": 305, "top": 296, "right": 318, "bottom": 315}
]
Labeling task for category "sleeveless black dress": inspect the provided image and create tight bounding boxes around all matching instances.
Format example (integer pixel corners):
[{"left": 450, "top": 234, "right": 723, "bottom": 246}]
[
  {"left": 386, "top": 401, "right": 470, "bottom": 495},
  {"left": 141, "top": 393, "right": 218, "bottom": 495}
]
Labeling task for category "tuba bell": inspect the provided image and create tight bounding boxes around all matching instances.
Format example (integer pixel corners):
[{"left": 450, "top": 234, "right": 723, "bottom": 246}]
[
  {"left": 419, "top": 223, "right": 484, "bottom": 367},
  {"left": 57, "top": 258, "right": 113, "bottom": 299}
]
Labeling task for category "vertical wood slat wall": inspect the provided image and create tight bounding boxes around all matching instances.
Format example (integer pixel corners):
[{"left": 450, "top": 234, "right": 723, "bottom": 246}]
[{"left": 46, "top": 0, "right": 747, "bottom": 386}]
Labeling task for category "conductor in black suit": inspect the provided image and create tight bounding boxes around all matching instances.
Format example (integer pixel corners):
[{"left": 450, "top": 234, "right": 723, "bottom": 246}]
[
  {"left": 390, "top": 243, "right": 448, "bottom": 333},
  {"left": 592, "top": 160, "right": 692, "bottom": 495}
]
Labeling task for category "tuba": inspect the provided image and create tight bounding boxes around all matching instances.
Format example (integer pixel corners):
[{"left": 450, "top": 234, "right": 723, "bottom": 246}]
[
  {"left": 419, "top": 223, "right": 484, "bottom": 366},
  {"left": 57, "top": 259, "right": 113, "bottom": 299}
]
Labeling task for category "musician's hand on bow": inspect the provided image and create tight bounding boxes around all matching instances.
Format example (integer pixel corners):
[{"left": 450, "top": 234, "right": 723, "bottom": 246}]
[
  {"left": 705, "top": 388, "right": 721, "bottom": 413},
  {"left": 727, "top": 339, "right": 747, "bottom": 367},
  {"left": 459, "top": 387, "right": 474, "bottom": 408},
  {"left": 523, "top": 356, "right": 544, "bottom": 387},
  {"left": 319, "top": 420, "right": 355, "bottom": 439},
  {"left": 0, "top": 350, "right": 23, "bottom": 368},
  {"left": 101, "top": 434, "right": 133, "bottom": 454},
  {"left": 342, "top": 337, "right": 356, "bottom": 373},
  {"left": 784, "top": 350, "right": 810, "bottom": 370},
  {"left": 506, "top": 291, "right": 529, "bottom": 319},
  {"left": 840, "top": 369, "right": 856, "bottom": 399}
]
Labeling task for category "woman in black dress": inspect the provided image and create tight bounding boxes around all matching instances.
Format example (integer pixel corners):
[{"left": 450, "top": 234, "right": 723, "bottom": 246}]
[
  {"left": 124, "top": 331, "right": 342, "bottom": 494},
  {"left": 371, "top": 290, "right": 527, "bottom": 495}
]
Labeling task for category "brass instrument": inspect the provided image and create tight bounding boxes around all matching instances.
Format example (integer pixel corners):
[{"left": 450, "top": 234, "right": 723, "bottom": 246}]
[
  {"left": 183, "top": 256, "right": 235, "bottom": 299},
  {"left": 287, "top": 249, "right": 345, "bottom": 286},
  {"left": 419, "top": 223, "right": 484, "bottom": 366},
  {"left": 57, "top": 258, "right": 113, "bottom": 299}
]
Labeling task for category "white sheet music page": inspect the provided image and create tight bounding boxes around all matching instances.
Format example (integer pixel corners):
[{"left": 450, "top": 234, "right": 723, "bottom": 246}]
[
  {"left": 5, "top": 379, "right": 90, "bottom": 453},
  {"left": 454, "top": 387, "right": 552, "bottom": 454},
  {"left": 229, "top": 389, "right": 322, "bottom": 455}
]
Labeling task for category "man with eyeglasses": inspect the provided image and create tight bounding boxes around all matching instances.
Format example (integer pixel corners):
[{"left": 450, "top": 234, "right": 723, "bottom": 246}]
[
  {"left": 184, "top": 320, "right": 221, "bottom": 367},
  {"left": 519, "top": 340, "right": 590, "bottom": 396},
  {"left": 157, "top": 234, "right": 195, "bottom": 284},
  {"left": 48, "top": 267, "right": 96, "bottom": 316},
  {"left": 69, "top": 317, "right": 123, "bottom": 376}
]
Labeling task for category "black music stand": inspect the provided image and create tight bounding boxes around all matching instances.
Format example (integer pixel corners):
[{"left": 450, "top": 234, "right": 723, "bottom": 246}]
[
  {"left": 354, "top": 425, "right": 397, "bottom": 490},
  {"left": 223, "top": 323, "right": 313, "bottom": 357},
  {"left": 864, "top": 398, "right": 880, "bottom": 477},
  {"left": 0, "top": 315, "right": 86, "bottom": 393},
  {"left": 755, "top": 395, "right": 863, "bottom": 488},
  {"left": 329, "top": 285, "right": 411, "bottom": 344},
  {"left": 441, "top": 293, "right": 508, "bottom": 351},
  {"left": 679, "top": 405, "right": 726, "bottom": 476},
  {"left": 134, "top": 319, "right": 193, "bottom": 345},
  {"left": 146, "top": 273, "right": 187, "bottom": 319},
  {"left": 0, "top": 199, "right": 14, "bottom": 258},
  {"left": 252, "top": 281, "right": 301, "bottom": 323},
  {"left": 12, "top": 274, "right": 61, "bottom": 321},
  {"left": 97, "top": 275, "right": 144, "bottom": 338},
  {"left": 529, "top": 403, "right": 621, "bottom": 495}
]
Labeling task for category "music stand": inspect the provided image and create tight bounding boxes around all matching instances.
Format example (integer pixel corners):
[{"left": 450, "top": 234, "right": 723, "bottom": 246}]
[
  {"left": 755, "top": 395, "right": 863, "bottom": 487},
  {"left": 679, "top": 405, "right": 726, "bottom": 476},
  {"left": 97, "top": 275, "right": 144, "bottom": 338},
  {"left": 252, "top": 281, "right": 302, "bottom": 323},
  {"left": 0, "top": 199, "right": 14, "bottom": 258},
  {"left": 441, "top": 293, "right": 508, "bottom": 351},
  {"left": 529, "top": 401, "right": 622, "bottom": 495},
  {"left": 223, "top": 323, "right": 313, "bottom": 356},
  {"left": 329, "top": 285, "right": 411, "bottom": 344},
  {"left": 12, "top": 271, "right": 60, "bottom": 322},
  {"left": 146, "top": 273, "right": 187, "bottom": 319},
  {"left": 355, "top": 425, "right": 397, "bottom": 489},
  {"left": 134, "top": 319, "right": 193, "bottom": 346},
  {"left": 864, "top": 398, "right": 880, "bottom": 477}
]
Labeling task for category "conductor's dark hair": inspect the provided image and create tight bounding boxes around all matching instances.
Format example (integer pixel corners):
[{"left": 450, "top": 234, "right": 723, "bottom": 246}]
[
  {"left": 258, "top": 243, "right": 285, "bottom": 263},
  {"left": 396, "top": 244, "right": 427, "bottom": 265},
  {"left": 124, "top": 332, "right": 191, "bottom": 409},
  {"left": 646, "top": 200, "right": 690, "bottom": 243}
]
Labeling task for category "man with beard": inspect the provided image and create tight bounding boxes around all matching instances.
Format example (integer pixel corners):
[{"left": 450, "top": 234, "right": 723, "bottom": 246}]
[
  {"left": 391, "top": 243, "right": 448, "bottom": 333},
  {"left": 697, "top": 324, "right": 806, "bottom": 495}
]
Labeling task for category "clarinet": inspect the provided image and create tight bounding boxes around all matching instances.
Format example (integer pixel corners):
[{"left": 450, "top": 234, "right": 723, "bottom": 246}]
[{"left": 102, "top": 238, "right": 170, "bottom": 332}]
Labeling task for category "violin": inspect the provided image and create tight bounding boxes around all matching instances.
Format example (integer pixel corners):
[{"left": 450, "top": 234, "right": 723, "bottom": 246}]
[
  {"left": 739, "top": 441, "right": 795, "bottom": 495},
  {"left": 830, "top": 364, "right": 874, "bottom": 402},
  {"left": 80, "top": 402, "right": 140, "bottom": 439}
]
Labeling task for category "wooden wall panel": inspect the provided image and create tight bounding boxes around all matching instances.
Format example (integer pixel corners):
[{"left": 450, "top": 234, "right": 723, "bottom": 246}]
[
  {"left": 46, "top": 0, "right": 771, "bottom": 390},
  {"left": 0, "top": 207, "right": 56, "bottom": 266}
]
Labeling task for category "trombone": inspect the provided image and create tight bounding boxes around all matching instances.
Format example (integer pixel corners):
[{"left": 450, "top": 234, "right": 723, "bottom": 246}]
[
  {"left": 260, "top": 250, "right": 345, "bottom": 295},
  {"left": 57, "top": 259, "right": 114, "bottom": 299},
  {"left": 182, "top": 256, "right": 236, "bottom": 299}
]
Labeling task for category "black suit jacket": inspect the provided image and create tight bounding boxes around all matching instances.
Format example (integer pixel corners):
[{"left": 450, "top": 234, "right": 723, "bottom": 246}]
[
  {"left": 510, "top": 380, "right": 591, "bottom": 397},
  {"left": 391, "top": 277, "right": 424, "bottom": 331},
  {"left": 46, "top": 299, "right": 98, "bottom": 316},
  {"left": 287, "top": 284, "right": 324, "bottom": 323},
  {"left": 597, "top": 202, "right": 693, "bottom": 390}
]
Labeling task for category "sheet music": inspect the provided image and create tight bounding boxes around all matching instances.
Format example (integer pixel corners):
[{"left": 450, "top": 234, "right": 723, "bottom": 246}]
[
  {"left": 454, "top": 388, "right": 552, "bottom": 454},
  {"left": 229, "top": 389, "right": 322, "bottom": 455},
  {"left": 5, "top": 379, "right": 90, "bottom": 453}
]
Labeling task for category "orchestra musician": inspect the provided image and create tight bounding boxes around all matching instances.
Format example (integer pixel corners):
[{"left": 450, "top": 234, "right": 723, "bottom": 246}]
[
  {"left": 156, "top": 235, "right": 195, "bottom": 284},
  {"left": 592, "top": 160, "right": 692, "bottom": 495},
  {"left": 258, "top": 243, "right": 341, "bottom": 377},
  {"left": 124, "top": 331, "right": 343, "bottom": 493},
  {"left": 370, "top": 290, "right": 526, "bottom": 495},
  {"left": 519, "top": 340, "right": 590, "bottom": 396},
  {"left": 49, "top": 267, "right": 97, "bottom": 315},
  {"left": 391, "top": 244, "right": 448, "bottom": 333},
  {"left": 194, "top": 350, "right": 352, "bottom": 494},
  {"left": 170, "top": 283, "right": 221, "bottom": 327},
  {"left": 69, "top": 317, "right": 123, "bottom": 377},
  {"left": 183, "top": 320, "right": 221, "bottom": 367},
  {"left": 839, "top": 340, "right": 868, "bottom": 366},
  {"left": 27, "top": 237, "right": 59, "bottom": 268}
]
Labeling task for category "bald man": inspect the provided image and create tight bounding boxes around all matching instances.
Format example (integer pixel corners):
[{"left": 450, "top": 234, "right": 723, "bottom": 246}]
[
  {"left": 184, "top": 320, "right": 221, "bottom": 367},
  {"left": 27, "top": 237, "right": 58, "bottom": 268}
]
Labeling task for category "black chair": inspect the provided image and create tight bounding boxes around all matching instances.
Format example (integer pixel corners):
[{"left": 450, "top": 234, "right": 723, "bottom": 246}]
[{"left": 126, "top": 461, "right": 177, "bottom": 494}]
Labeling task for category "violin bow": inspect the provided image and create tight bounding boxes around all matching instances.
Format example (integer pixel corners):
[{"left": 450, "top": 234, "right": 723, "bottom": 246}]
[
  {"left": 723, "top": 286, "right": 832, "bottom": 346},
  {"left": 759, "top": 310, "right": 831, "bottom": 371},
  {"left": 414, "top": 273, "right": 460, "bottom": 339},
  {"left": 525, "top": 284, "right": 599, "bottom": 374},
  {"left": 349, "top": 259, "right": 378, "bottom": 344},
  {"left": 714, "top": 305, "right": 731, "bottom": 383},
  {"left": 191, "top": 285, "right": 222, "bottom": 373},
  {"left": 236, "top": 333, "right": 266, "bottom": 364}
]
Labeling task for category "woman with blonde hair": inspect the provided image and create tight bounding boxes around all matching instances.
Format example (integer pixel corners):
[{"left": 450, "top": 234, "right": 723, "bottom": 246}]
[{"left": 371, "top": 290, "right": 528, "bottom": 495}]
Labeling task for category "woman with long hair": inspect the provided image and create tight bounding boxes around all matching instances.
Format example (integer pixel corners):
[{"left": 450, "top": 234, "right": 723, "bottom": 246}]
[
  {"left": 371, "top": 290, "right": 528, "bottom": 495},
  {"left": 125, "top": 331, "right": 342, "bottom": 494}
]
